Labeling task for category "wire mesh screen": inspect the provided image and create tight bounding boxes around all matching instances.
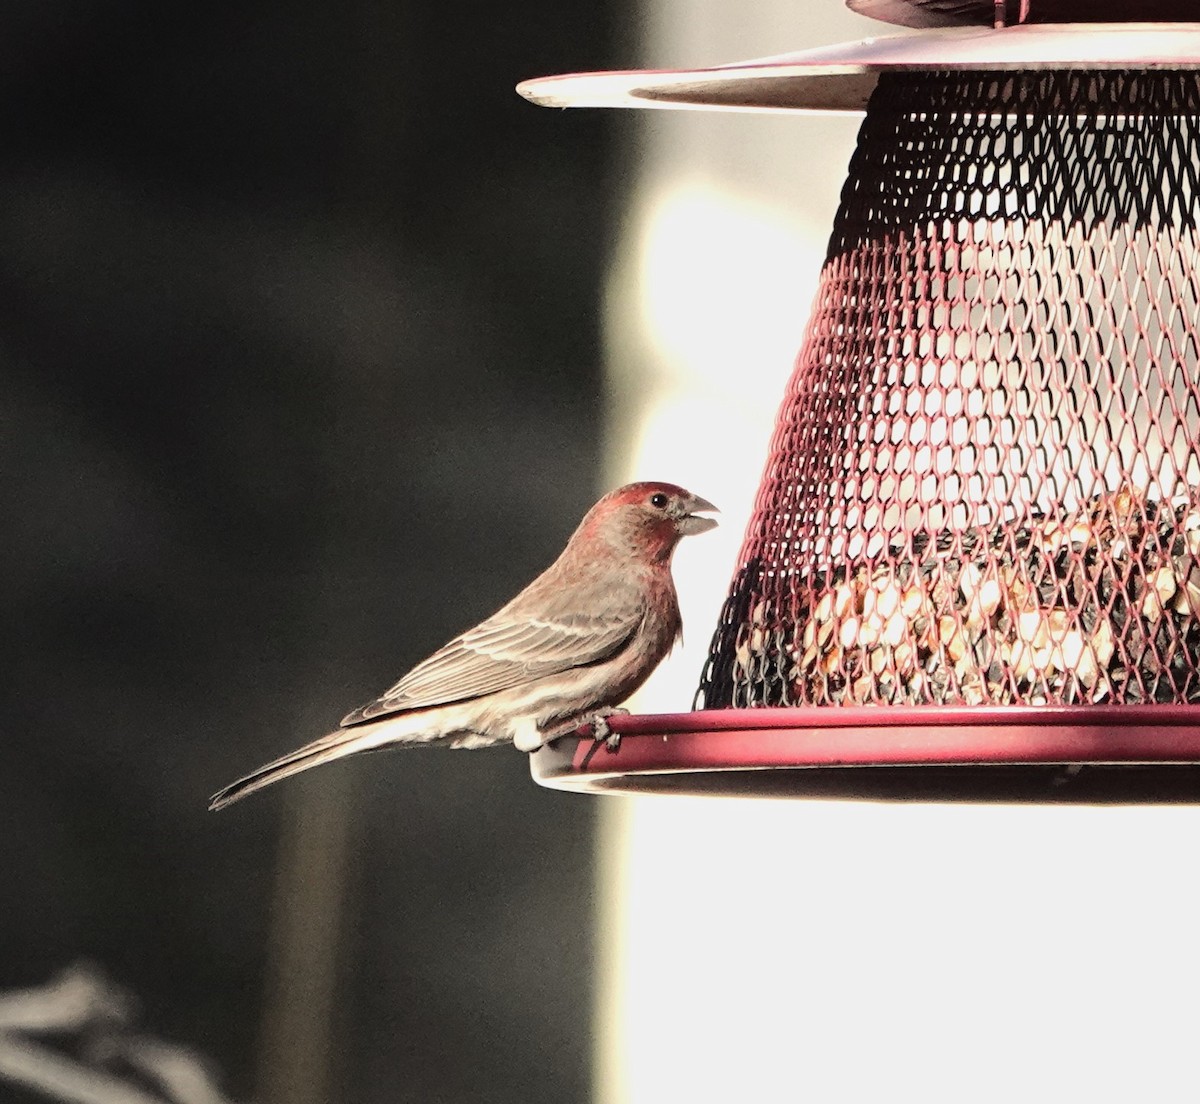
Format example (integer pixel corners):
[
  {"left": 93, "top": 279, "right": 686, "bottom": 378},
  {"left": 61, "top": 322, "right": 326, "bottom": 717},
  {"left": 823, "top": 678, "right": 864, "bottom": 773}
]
[{"left": 699, "top": 69, "right": 1200, "bottom": 711}]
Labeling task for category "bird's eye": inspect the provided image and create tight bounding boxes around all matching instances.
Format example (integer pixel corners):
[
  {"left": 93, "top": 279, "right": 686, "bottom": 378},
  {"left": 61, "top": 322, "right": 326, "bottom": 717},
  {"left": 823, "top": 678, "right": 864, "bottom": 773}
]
[{"left": 650, "top": 492, "right": 669, "bottom": 509}]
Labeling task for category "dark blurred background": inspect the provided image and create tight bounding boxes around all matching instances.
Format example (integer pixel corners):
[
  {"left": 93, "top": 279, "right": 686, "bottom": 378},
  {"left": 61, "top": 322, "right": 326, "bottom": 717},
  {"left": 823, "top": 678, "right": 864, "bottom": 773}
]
[{"left": 2, "top": 1, "right": 624, "bottom": 1100}]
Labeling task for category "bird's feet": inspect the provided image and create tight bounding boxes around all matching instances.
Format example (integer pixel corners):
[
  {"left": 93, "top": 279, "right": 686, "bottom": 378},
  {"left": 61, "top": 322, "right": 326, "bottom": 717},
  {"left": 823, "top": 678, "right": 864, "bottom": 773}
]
[
  {"left": 589, "top": 709, "right": 629, "bottom": 753},
  {"left": 577, "top": 710, "right": 630, "bottom": 769}
]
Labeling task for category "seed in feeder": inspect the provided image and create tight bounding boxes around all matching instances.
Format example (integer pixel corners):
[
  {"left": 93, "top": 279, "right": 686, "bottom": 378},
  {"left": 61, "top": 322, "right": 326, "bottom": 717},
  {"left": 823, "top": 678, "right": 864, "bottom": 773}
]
[
  {"left": 817, "top": 617, "right": 835, "bottom": 648},
  {"left": 770, "top": 487, "right": 1200, "bottom": 709},
  {"left": 883, "top": 610, "right": 907, "bottom": 647},
  {"left": 1093, "top": 619, "right": 1116, "bottom": 666},
  {"left": 978, "top": 576, "right": 1002, "bottom": 618},
  {"left": 1016, "top": 609, "right": 1042, "bottom": 645},
  {"left": 802, "top": 620, "right": 816, "bottom": 650},
  {"left": 1003, "top": 568, "right": 1033, "bottom": 612},
  {"left": 1186, "top": 576, "right": 1200, "bottom": 615},
  {"left": 1032, "top": 645, "right": 1055, "bottom": 677},
  {"left": 1059, "top": 629, "right": 1085, "bottom": 669},
  {"left": 1005, "top": 639, "right": 1032, "bottom": 683},
  {"left": 959, "top": 562, "right": 983, "bottom": 599},
  {"left": 1150, "top": 565, "right": 1177, "bottom": 603},
  {"left": 912, "top": 613, "right": 931, "bottom": 645},
  {"left": 876, "top": 581, "right": 901, "bottom": 621},
  {"left": 1111, "top": 487, "right": 1135, "bottom": 521},
  {"left": 1143, "top": 566, "right": 1176, "bottom": 621},
  {"left": 1068, "top": 521, "right": 1092, "bottom": 548},
  {"left": 961, "top": 676, "right": 986, "bottom": 706},
  {"left": 1170, "top": 565, "right": 1200, "bottom": 615},
  {"left": 1076, "top": 641, "right": 1099, "bottom": 689},
  {"left": 1046, "top": 608, "right": 1070, "bottom": 643}
]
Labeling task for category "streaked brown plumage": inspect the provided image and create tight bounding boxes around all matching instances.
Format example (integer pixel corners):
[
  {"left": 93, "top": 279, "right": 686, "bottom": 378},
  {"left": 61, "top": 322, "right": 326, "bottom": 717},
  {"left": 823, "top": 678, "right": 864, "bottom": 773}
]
[{"left": 209, "top": 482, "right": 717, "bottom": 810}]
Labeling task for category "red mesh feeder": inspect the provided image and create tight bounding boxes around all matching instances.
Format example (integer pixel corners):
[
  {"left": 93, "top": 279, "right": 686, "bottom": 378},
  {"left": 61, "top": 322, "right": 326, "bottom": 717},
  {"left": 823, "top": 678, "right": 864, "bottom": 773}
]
[{"left": 520, "top": 12, "right": 1200, "bottom": 800}]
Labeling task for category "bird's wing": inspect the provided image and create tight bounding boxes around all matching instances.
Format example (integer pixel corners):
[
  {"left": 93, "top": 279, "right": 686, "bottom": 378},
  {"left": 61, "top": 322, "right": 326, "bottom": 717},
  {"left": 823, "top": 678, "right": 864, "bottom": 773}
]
[{"left": 340, "top": 604, "right": 642, "bottom": 726}]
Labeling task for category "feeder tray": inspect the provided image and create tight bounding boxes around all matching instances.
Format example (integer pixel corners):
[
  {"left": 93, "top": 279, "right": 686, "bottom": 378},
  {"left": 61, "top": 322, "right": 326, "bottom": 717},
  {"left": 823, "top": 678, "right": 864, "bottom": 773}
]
[{"left": 522, "top": 14, "right": 1200, "bottom": 801}]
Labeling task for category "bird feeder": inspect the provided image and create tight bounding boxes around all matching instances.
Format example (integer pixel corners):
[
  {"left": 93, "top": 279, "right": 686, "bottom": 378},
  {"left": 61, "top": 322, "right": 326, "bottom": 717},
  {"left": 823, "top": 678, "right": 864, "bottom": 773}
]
[{"left": 523, "top": 1, "right": 1200, "bottom": 801}]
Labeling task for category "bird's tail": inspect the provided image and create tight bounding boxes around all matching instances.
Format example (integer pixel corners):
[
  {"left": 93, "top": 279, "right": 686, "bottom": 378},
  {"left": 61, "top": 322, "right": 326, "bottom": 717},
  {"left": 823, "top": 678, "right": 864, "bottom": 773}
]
[{"left": 209, "top": 713, "right": 429, "bottom": 811}]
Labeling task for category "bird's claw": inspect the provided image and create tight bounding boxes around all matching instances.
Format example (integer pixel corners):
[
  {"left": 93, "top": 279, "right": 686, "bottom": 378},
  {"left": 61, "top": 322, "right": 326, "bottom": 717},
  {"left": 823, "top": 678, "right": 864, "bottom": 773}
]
[
  {"left": 589, "top": 709, "right": 628, "bottom": 753},
  {"left": 589, "top": 716, "right": 619, "bottom": 753},
  {"left": 580, "top": 710, "right": 628, "bottom": 763}
]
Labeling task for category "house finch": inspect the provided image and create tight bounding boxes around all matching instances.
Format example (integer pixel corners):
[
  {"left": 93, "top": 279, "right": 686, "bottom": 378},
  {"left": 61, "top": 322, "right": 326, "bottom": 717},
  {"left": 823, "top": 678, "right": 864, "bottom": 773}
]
[{"left": 209, "top": 482, "right": 717, "bottom": 810}]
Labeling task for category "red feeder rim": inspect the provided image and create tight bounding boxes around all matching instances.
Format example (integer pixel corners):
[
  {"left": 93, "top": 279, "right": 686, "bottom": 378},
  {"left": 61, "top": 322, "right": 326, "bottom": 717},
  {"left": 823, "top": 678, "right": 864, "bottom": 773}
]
[{"left": 531, "top": 707, "right": 1200, "bottom": 802}]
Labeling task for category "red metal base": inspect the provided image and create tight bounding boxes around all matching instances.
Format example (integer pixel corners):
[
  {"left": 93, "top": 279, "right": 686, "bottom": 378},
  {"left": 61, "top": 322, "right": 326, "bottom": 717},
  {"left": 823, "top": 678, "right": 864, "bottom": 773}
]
[{"left": 530, "top": 706, "right": 1200, "bottom": 803}]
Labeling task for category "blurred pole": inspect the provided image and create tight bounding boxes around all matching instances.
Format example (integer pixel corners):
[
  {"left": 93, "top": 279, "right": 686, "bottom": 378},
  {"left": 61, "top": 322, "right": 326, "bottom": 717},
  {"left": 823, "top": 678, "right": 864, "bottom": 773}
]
[
  {"left": 253, "top": 7, "right": 411, "bottom": 1100},
  {"left": 256, "top": 775, "right": 353, "bottom": 1104}
]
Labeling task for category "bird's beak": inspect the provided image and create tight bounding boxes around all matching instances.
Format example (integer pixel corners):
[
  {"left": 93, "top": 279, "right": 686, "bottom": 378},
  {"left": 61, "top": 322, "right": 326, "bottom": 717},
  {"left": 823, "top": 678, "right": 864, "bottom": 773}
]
[{"left": 677, "top": 494, "right": 719, "bottom": 535}]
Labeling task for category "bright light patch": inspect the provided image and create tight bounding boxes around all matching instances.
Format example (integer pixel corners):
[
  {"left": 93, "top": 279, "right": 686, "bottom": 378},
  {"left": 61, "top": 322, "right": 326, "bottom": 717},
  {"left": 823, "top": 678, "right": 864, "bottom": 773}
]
[{"left": 633, "top": 183, "right": 823, "bottom": 389}]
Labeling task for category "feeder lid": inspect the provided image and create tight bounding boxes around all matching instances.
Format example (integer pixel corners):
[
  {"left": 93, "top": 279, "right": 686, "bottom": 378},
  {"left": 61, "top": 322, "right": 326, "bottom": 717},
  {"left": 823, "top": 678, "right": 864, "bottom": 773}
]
[
  {"left": 849, "top": 0, "right": 1200, "bottom": 30},
  {"left": 531, "top": 707, "right": 1200, "bottom": 803},
  {"left": 517, "top": 23, "right": 1200, "bottom": 114}
]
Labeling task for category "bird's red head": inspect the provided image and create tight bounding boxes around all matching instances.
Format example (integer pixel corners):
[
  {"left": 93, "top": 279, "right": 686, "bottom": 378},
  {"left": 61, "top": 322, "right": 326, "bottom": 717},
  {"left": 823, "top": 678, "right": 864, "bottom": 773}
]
[{"left": 574, "top": 482, "right": 719, "bottom": 564}]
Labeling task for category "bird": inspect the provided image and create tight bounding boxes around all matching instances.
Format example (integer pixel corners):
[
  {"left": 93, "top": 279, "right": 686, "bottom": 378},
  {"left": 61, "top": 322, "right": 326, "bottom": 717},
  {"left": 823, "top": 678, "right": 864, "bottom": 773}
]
[{"left": 209, "top": 482, "right": 717, "bottom": 810}]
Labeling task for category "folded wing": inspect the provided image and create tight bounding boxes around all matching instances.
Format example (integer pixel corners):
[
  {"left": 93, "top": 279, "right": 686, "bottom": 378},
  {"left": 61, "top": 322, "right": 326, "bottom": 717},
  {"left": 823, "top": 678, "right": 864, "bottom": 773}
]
[{"left": 341, "top": 604, "right": 642, "bottom": 726}]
